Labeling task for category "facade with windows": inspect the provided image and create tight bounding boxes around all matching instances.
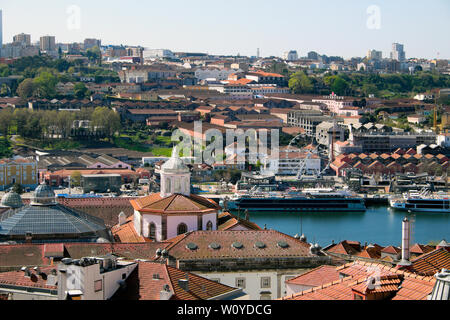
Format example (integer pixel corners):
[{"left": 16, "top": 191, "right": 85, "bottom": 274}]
[
  {"left": 0, "top": 158, "right": 38, "bottom": 191},
  {"left": 130, "top": 148, "right": 220, "bottom": 242},
  {"left": 164, "top": 230, "right": 330, "bottom": 300}
]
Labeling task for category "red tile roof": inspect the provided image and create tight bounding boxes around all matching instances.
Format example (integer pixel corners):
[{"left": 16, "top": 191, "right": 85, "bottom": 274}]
[
  {"left": 381, "top": 246, "right": 401, "bottom": 254},
  {"left": 112, "top": 262, "right": 239, "bottom": 300},
  {"left": 325, "top": 240, "right": 361, "bottom": 255},
  {"left": 111, "top": 217, "right": 148, "bottom": 243},
  {"left": 407, "top": 248, "right": 450, "bottom": 276},
  {"left": 0, "top": 266, "right": 57, "bottom": 290},
  {"left": 218, "top": 212, "right": 262, "bottom": 231},
  {"left": 281, "top": 261, "right": 436, "bottom": 300},
  {"left": 410, "top": 243, "right": 435, "bottom": 255},
  {"left": 130, "top": 193, "right": 220, "bottom": 214},
  {"left": 286, "top": 265, "right": 340, "bottom": 287},
  {"left": 167, "top": 230, "right": 313, "bottom": 260}
]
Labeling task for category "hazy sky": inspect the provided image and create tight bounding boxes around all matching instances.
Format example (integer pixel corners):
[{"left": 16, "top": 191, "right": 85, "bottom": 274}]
[{"left": 1, "top": 0, "right": 449, "bottom": 59}]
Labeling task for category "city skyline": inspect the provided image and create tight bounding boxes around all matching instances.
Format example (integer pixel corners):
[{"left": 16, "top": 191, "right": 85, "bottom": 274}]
[{"left": 1, "top": 0, "right": 450, "bottom": 59}]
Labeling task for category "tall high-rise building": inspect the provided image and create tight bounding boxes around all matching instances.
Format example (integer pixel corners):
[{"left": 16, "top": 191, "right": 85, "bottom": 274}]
[
  {"left": 13, "top": 33, "right": 31, "bottom": 46},
  {"left": 0, "top": 10, "right": 3, "bottom": 49},
  {"left": 367, "top": 49, "right": 382, "bottom": 60},
  {"left": 391, "top": 43, "right": 405, "bottom": 61},
  {"left": 307, "top": 51, "right": 319, "bottom": 60},
  {"left": 84, "top": 38, "right": 101, "bottom": 50},
  {"left": 40, "top": 35, "right": 56, "bottom": 52},
  {"left": 283, "top": 50, "right": 298, "bottom": 61}
]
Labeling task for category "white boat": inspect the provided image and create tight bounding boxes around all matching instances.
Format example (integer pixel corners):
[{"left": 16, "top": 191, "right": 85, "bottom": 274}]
[{"left": 389, "top": 190, "right": 450, "bottom": 213}]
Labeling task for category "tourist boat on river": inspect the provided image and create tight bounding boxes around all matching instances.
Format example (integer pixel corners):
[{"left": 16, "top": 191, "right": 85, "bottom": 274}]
[
  {"left": 389, "top": 190, "right": 450, "bottom": 213},
  {"left": 224, "top": 188, "right": 366, "bottom": 212}
]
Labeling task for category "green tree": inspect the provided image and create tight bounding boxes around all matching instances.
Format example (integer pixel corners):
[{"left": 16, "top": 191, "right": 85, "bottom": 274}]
[
  {"left": 16, "top": 78, "right": 35, "bottom": 99},
  {"left": 0, "top": 108, "right": 13, "bottom": 137},
  {"left": 33, "top": 71, "right": 57, "bottom": 98},
  {"left": 74, "top": 82, "right": 89, "bottom": 99},
  {"left": 91, "top": 107, "right": 121, "bottom": 141},
  {"left": 12, "top": 183, "right": 24, "bottom": 195},
  {"left": 71, "top": 171, "right": 82, "bottom": 187},
  {"left": 289, "top": 71, "right": 313, "bottom": 94}
]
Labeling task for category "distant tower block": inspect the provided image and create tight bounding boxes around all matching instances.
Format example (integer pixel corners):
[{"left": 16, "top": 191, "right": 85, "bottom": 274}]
[{"left": 257, "top": 48, "right": 260, "bottom": 58}]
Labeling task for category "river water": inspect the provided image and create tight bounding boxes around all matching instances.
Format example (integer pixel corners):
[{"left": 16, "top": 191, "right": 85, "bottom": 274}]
[{"left": 243, "top": 206, "right": 450, "bottom": 247}]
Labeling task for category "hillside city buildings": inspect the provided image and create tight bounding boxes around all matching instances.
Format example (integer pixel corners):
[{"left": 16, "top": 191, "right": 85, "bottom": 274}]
[{"left": 0, "top": 8, "right": 449, "bottom": 303}]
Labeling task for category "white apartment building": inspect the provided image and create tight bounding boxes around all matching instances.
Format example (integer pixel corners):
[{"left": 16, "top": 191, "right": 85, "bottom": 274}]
[
  {"left": 195, "top": 68, "right": 239, "bottom": 81},
  {"left": 262, "top": 148, "right": 321, "bottom": 176}
]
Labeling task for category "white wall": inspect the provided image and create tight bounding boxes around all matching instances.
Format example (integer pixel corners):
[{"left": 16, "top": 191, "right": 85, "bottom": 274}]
[
  {"left": 141, "top": 213, "right": 163, "bottom": 241},
  {"left": 196, "top": 270, "right": 306, "bottom": 300},
  {"left": 285, "top": 283, "right": 314, "bottom": 296},
  {"left": 202, "top": 212, "right": 217, "bottom": 231},
  {"left": 167, "top": 215, "right": 198, "bottom": 240}
]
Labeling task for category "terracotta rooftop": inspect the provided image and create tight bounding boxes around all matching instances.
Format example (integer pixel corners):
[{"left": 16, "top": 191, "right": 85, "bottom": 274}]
[
  {"left": 217, "top": 212, "right": 262, "bottom": 231},
  {"left": 111, "top": 217, "right": 148, "bottom": 243},
  {"left": 325, "top": 240, "right": 361, "bottom": 255},
  {"left": 112, "top": 262, "right": 241, "bottom": 300},
  {"left": 286, "top": 265, "right": 340, "bottom": 287},
  {"left": 0, "top": 242, "right": 172, "bottom": 268},
  {"left": 0, "top": 266, "right": 58, "bottom": 291},
  {"left": 130, "top": 193, "right": 220, "bottom": 214},
  {"left": 281, "top": 261, "right": 436, "bottom": 300},
  {"left": 407, "top": 248, "right": 450, "bottom": 276},
  {"left": 381, "top": 246, "right": 401, "bottom": 254},
  {"left": 410, "top": 243, "right": 435, "bottom": 255},
  {"left": 166, "top": 230, "right": 313, "bottom": 260}
]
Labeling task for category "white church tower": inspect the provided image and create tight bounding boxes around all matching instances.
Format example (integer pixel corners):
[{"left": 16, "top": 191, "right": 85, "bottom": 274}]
[{"left": 160, "top": 147, "right": 191, "bottom": 197}]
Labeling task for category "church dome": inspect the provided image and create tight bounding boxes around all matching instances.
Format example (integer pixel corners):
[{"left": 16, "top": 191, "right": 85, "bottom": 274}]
[
  {"left": 1, "top": 190, "right": 23, "bottom": 209},
  {"left": 32, "top": 184, "right": 56, "bottom": 206}
]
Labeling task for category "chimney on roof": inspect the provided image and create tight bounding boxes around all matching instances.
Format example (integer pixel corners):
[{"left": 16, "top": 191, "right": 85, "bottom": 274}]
[
  {"left": 398, "top": 217, "right": 412, "bottom": 267},
  {"left": 118, "top": 212, "right": 127, "bottom": 226},
  {"left": 178, "top": 279, "right": 189, "bottom": 292},
  {"left": 429, "top": 269, "right": 450, "bottom": 300}
]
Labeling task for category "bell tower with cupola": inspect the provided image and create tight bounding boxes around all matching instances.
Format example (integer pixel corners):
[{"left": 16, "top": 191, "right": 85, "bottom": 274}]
[{"left": 160, "top": 147, "right": 191, "bottom": 197}]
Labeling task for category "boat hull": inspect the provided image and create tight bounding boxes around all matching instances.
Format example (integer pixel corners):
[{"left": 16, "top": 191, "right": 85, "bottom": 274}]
[
  {"left": 226, "top": 197, "right": 366, "bottom": 212},
  {"left": 389, "top": 199, "right": 450, "bottom": 213}
]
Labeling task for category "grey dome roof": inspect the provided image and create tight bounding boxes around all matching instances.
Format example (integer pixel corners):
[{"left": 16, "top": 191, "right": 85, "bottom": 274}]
[
  {"left": 32, "top": 184, "right": 56, "bottom": 205},
  {"left": 0, "top": 203, "right": 110, "bottom": 240},
  {"left": 161, "top": 147, "right": 189, "bottom": 173},
  {"left": 1, "top": 191, "right": 23, "bottom": 209}
]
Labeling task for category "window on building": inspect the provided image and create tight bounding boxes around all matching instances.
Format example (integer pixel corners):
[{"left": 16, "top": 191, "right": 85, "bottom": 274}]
[
  {"left": 177, "top": 223, "right": 188, "bottom": 235},
  {"left": 94, "top": 280, "right": 103, "bottom": 292},
  {"left": 261, "top": 277, "right": 271, "bottom": 288},
  {"left": 210, "top": 278, "right": 220, "bottom": 283},
  {"left": 235, "top": 278, "right": 246, "bottom": 289},
  {"left": 206, "top": 221, "right": 213, "bottom": 231},
  {"left": 148, "top": 223, "right": 156, "bottom": 240}
]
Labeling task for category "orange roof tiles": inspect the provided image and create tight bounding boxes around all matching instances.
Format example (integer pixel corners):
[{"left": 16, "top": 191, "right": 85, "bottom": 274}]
[
  {"left": 381, "top": 246, "right": 401, "bottom": 254},
  {"left": 326, "top": 240, "right": 361, "bottom": 255},
  {"left": 410, "top": 243, "right": 435, "bottom": 255},
  {"left": 408, "top": 248, "right": 450, "bottom": 276},
  {"left": 282, "top": 261, "right": 436, "bottom": 300},
  {"left": 113, "top": 262, "right": 239, "bottom": 300},
  {"left": 286, "top": 265, "right": 340, "bottom": 287},
  {"left": 0, "top": 266, "right": 57, "bottom": 290},
  {"left": 111, "top": 217, "right": 148, "bottom": 243},
  {"left": 167, "top": 230, "right": 313, "bottom": 260},
  {"left": 130, "top": 193, "right": 220, "bottom": 214}
]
